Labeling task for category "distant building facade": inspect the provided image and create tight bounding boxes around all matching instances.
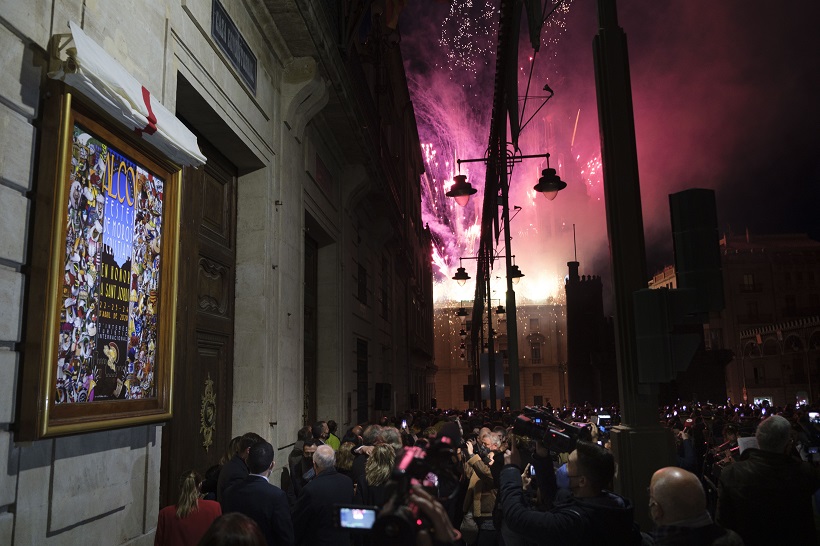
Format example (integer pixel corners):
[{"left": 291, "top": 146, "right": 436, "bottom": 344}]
[
  {"left": 652, "top": 233, "right": 820, "bottom": 406},
  {"left": 565, "top": 261, "right": 619, "bottom": 406},
  {"left": 433, "top": 302, "right": 567, "bottom": 409}
]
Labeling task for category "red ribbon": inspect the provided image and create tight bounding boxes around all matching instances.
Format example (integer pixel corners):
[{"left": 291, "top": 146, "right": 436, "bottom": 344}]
[{"left": 134, "top": 86, "right": 157, "bottom": 137}]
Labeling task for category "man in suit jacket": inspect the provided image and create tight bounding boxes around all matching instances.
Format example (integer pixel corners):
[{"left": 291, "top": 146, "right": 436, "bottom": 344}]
[
  {"left": 216, "top": 431, "right": 264, "bottom": 504},
  {"left": 222, "top": 440, "right": 295, "bottom": 546},
  {"left": 291, "top": 444, "right": 355, "bottom": 545}
]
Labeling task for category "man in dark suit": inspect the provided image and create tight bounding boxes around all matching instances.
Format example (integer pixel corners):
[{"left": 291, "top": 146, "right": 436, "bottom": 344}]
[
  {"left": 292, "top": 444, "right": 355, "bottom": 545},
  {"left": 287, "top": 438, "right": 319, "bottom": 506},
  {"left": 222, "top": 440, "right": 295, "bottom": 546},
  {"left": 216, "top": 431, "right": 264, "bottom": 504}
]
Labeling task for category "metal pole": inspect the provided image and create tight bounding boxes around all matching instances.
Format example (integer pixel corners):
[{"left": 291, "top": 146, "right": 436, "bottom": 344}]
[
  {"left": 593, "top": 0, "right": 674, "bottom": 528},
  {"left": 486, "top": 257, "right": 497, "bottom": 410},
  {"left": 500, "top": 147, "right": 521, "bottom": 409}
]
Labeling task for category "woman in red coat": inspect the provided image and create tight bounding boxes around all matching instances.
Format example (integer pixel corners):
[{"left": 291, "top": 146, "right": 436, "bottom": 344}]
[{"left": 155, "top": 470, "right": 222, "bottom": 546}]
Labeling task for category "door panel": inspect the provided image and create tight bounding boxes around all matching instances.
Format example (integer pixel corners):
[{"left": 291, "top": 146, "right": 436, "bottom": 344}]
[{"left": 160, "top": 142, "right": 237, "bottom": 507}]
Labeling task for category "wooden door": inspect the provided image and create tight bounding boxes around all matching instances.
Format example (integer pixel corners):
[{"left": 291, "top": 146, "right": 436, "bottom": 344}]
[{"left": 159, "top": 142, "right": 237, "bottom": 507}]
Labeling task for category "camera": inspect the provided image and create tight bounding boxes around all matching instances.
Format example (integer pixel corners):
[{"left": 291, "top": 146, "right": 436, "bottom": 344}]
[
  {"left": 370, "top": 433, "right": 461, "bottom": 546},
  {"left": 513, "top": 407, "right": 582, "bottom": 453},
  {"left": 335, "top": 505, "right": 378, "bottom": 531}
]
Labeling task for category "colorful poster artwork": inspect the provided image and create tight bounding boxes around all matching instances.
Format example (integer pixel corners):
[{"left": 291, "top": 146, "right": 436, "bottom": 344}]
[{"left": 56, "top": 123, "right": 164, "bottom": 404}]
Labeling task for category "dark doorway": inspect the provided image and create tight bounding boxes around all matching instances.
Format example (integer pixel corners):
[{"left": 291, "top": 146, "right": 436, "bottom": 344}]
[
  {"left": 304, "top": 235, "right": 319, "bottom": 425},
  {"left": 159, "top": 140, "right": 237, "bottom": 507}
]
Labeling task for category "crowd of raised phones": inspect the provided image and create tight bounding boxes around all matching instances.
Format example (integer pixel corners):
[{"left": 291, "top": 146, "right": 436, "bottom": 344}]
[{"left": 155, "top": 401, "right": 820, "bottom": 546}]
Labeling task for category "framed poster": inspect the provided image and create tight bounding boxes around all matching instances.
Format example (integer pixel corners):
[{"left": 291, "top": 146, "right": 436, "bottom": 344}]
[{"left": 18, "top": 87, "right": 180, "bottom": 439}]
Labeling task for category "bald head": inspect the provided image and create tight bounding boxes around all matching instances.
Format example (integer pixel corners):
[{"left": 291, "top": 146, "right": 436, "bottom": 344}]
[
  {"left": 756, "top": 415, "right": 791, "bottom": 453},
  {"left": 649, "top": 467, "right": 706, "bottom": 526},
  {"left": 313, "top": 445, "right": 336, "bottom": 473}
]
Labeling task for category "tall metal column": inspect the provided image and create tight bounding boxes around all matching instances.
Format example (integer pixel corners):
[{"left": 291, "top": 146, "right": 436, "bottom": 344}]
[
  {"left": 593, "top": 0, "right": 674, "bottom": 528},
  {"left": 500, "top": 147, "right": 521, "bottom": 410}
]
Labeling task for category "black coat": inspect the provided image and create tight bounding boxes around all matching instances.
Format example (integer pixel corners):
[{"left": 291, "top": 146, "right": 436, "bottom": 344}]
[
  {"left": 717, "top": 448, "right": 820, "bottom": 546},
  {"left": 216, "top": 454, "right": 247, "bottom": 504},
  {"left": 499, "top": 464, "right": 640, "bottom": 546},
  {"left": 292, "top": 467, "right": 355, "bottom": 546},
  {"left": 222, "top": 475, "right": 295, "bottom": 546}
]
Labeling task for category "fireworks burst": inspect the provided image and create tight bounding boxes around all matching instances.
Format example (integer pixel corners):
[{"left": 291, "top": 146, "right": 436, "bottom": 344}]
[{"left": 411, "top": 0, "right": 607, "bottom": 305}]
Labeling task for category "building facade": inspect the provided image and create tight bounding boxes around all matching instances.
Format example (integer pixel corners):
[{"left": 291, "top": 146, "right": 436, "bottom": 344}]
[
  {"left": 0, "top": 1, "right": 432, "bottom": 543},
  {"left": 433, "top": 302, "right": 567, "bottom": 410},
  {"left": 650, "top": 233, "right": 820, "bottom": 406},
  {"left": 565, "top": 260, "right": 619, "bottom": 406},
  {"left": 716, "top": 233, "right": 820, "bottom": 405}
]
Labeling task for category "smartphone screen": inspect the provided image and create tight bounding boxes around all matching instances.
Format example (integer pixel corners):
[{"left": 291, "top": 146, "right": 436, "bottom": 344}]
[
  {"left": 529, "top": 465, "right": 536, "bottom": 476},
  {"left": 401, "top": 419, "right": 408, "bottom": 429},
  {"left": 337, "top": 506, "right": 378, "bottom": 529}
]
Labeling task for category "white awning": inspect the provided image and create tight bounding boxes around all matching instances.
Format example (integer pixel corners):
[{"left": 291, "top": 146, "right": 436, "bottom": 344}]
[{"left": 49, "top": 21, "right": 206, "bottom": 167}]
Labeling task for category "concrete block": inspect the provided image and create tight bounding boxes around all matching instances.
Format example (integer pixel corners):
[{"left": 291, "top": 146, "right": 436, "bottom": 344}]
[
  {"left": 0, "top": 350, "right": 18, "bottom": 424},
  {"left": 234, "top": 330, "right": 266, "bottom": 363},
  {"left": 0, "top": 512, "right": 12, "bottom": 545},
  {"left": 49, "top": 428, "right": 141, "bottom": 532},
  {"left": 81, "top": 0, "right": 167, "bottom": 96},
  {"left": 144, "top": 425, "right": 162, "bottom": 534},
  {"left": 232, "top": 365, "right": 266, "bottom": 403},
  {"left": 0, "top": 0, "right": 50, "bottom": 49},
  {"left": 234, "top": 295, "right": 267, "bottom": 330},
  {"left": 0, "top": 23, "right": 42, "bottom": 119},
  {"left": 0, "top": 269, "right": 23, "bottom": 342},
  {"left": 0, "top": 104, "right": 36, "bottom": 191},
  {"left": 0, "top": 431, "right": 16, "bottom": 507},
  {"left": 235, "top": 258, "right": 268, "bottom": 297},
  {"left": 0, "top": 184, "right": 29, "bottom": 263}
]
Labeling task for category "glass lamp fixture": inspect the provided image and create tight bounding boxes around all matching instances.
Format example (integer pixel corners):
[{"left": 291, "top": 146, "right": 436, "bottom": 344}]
[
  {"left": 452, "top": 266, "right": 470, "bottom": 286},
  {"left": 456, "top": 307, "right": 468, "bottom": 323},
  {"left": 533, "top": 158, "right": 567, "bottom": 200},
  {"left": 509, "top": 264, "right": 524, "bottom": 284},
  {"left": 446, "top": 174, "right": 477, "bottom": 206}
]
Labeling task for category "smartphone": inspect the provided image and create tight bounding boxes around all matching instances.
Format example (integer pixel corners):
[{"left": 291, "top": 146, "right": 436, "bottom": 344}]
[
  {"left": 529, "top": 465, "right": 536, "bottom": 477},
  {"left": 810, "top": 412, "right": 820, "bottom": 424},
  {"left": 335, "top": 505, "right": 378, "bottom": 530},
  {"left": 401, "top": 419, "right": 408, "bottom": 429}
]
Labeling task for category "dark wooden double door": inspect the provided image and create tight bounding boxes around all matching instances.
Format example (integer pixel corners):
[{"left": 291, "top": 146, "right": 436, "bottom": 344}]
[{"left": 159, "top": 143, "right": 237, "bottom": 507}]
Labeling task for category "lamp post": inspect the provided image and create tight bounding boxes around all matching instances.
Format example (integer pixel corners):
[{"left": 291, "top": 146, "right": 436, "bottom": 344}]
[{"left": 448, "top": 154, "right": 564, "bottom": 409}]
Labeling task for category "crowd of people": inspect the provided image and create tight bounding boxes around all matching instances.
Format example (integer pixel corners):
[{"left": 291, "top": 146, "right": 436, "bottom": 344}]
[{"left": 153, "top": 403, "right": 820, "bottom": 546}]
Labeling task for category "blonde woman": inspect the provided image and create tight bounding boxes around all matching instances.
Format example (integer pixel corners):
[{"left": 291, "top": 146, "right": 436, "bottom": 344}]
[
  {"left": 155, "top": 470, "right": 221, "bottom": 546},
  {"left": 356, "top": 444, "right": 396, "bottom": 506}
]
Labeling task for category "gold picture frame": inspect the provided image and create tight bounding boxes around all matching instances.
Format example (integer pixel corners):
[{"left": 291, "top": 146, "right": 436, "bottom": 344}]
[{"left": 18, "top": 84, "right": 180, "bottom": 440}]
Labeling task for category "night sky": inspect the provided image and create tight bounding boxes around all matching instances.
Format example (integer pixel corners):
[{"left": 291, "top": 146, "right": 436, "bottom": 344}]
[{"left": 400, "top": 0, "right": 820, "bottom": 300}]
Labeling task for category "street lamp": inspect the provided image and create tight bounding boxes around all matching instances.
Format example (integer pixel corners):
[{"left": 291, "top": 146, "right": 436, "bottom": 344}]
[
  {"left": 456, "top": 306, "right": 469, "bottom": 323},
  {"left": 452, "top": 261, "right": 471, "bottom": 286},
  {"left": 533, "top": 156, "right": 567, "bottom": 201},
  {"left": 509, "top": 264, "right": 524, "bottom": 284},
  {"left": 446, "top": 174, "right": 478, "bottom": 206}
]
